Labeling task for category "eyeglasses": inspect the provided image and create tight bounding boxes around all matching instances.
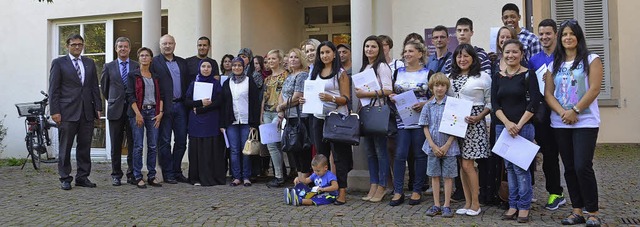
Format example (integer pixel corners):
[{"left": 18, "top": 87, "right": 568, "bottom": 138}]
[
  {"left": 432, "top": 36, "right": 447, "bottom": 40},
  {"left": 560, "top": 19, "right": 578, "bottom": 27},
  {"left": 69, "top": 43, "right": 84, "bottom": 48}
]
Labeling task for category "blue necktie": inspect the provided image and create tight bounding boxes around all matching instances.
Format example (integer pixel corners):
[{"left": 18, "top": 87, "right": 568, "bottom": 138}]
[
  {"left": 120, "top": 61, "right": 128, "bottom": 87},
  {"left": 73, "top": 58, "right": 83, "bottom": 84}
]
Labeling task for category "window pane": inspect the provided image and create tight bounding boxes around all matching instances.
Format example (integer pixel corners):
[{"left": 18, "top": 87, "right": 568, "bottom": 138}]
[
  {"left": 58, "top": 25, "right": 80, "bottom": 55},
  {"left": 332, "top": 33, "right": 351, "bottom": 46},
  {"left": 332, "top": 5, "right": 350, "bottom": 23},
  {"left": 91, "top": 119, "right": 106, "bottom": 148},
  {"left": 84, "top": 54, "right": 106, "bottom": 117},
  {"left": 83, "top": 23, "right": 106, "bottom": 54},
  {"left": 305, "top": 7, "right": 328, "bottom": 25},
  {"left": 309, "top": 34, "right": 328, "bottom": 42}
]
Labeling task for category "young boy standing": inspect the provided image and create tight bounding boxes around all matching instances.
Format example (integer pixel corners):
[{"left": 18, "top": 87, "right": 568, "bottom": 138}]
[
  {"left": 284, "top": 154, "right": 339, "bottom": 206},
  {"left": 419, "top": 73, "right": 461, "bottom": 217}
]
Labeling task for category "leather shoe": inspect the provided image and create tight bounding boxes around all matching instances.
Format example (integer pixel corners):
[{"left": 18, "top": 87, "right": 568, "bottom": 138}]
[
  {"left": 408, "top": 195, "right": 422, "bottom": 205},
  {"left": 164, "top": 178, "right": 178, "bottom": 184},
  {"left": 176, "top": 175, "right": 189, "bottom": 183},
  {"left": 126, "top": 177, "right": 135, "bottom": 185},
  {"left": 75, "top": 179, "right": 97, "bottom": 188},
  {"left": 148, "top": 178, "right": 162, "bottom": 187},
  {"left": 388, "top": 194, "right": 405, "bottom": 206},
  {"left": 60, "top": 181, "right": 71, "bottom": 190},
  {"left": 112, "top": 178, "right": 122, "bottom": 186}
]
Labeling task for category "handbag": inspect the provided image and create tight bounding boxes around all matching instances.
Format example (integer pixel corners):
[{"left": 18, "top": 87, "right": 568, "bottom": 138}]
[
  {"left": 242, "top": 128, "right": 261, "bottom": 155},
  {"left": 498, "top": 159, "right": 509, "bottom": 202},
  {"left": 524, "top": 71, "right": 549, "bottom": 124},
  {"left": 281, "top": 104, "right": 311, "bottom": 153},
  {"left": 359, "top": 91, "right": 395, "bottom": 136},
  {"left": 323, "top": 95, "right": 361, "bottom": 145}
]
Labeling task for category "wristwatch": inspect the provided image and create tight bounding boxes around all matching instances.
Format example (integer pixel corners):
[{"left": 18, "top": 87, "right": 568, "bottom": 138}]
[
  {"left": 572, "top": 106, "right": 581, "bottom": 114},
  {"left": 331, "top": 96, "right": 336, "bottom": 103}
]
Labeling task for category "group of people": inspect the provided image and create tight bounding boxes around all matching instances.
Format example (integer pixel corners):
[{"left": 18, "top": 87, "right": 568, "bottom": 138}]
[{"left": 48, "top": 3, "right": 602, "bottom": 226}]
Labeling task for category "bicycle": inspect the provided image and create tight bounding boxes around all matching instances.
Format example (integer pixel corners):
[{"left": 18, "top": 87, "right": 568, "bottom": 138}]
[{"left": 15, "top": 91, "right": 57, "bottom": 170}]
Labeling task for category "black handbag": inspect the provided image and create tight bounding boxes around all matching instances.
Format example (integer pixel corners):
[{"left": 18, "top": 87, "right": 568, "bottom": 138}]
[
  {"left": 359, "top": 91, "right": 396, "bottom": 136},
  {"left": 323, "top": 95, "right": 361, "bottom": 145},
  {"left": 524, "top": 71, "right": 549, "bottom": 124},
  {"left": 281, "top": 104, "right": 311, "bottom": 153}
]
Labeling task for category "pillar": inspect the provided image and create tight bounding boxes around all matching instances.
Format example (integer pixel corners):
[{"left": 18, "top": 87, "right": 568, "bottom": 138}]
[
  {"left": 211, "top": 0, "right": 241, "bottom": 61},
  {"left": 196, "top": 0, "right": 212, "bottom": 56},
  {"left": 142, "top": 0, "right": 161, "bottom": 55}
]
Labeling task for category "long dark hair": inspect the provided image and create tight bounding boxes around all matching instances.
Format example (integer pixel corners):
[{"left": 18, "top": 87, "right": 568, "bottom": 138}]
[
  {"left": 552, "top": 19, "right": 590, "bottom": 76},
  {"left": 359, "top": 35, "right": 387, "bottom": 73},
  {"left": 220, "top": 54, "right": 234, "bottom": 74},
  {"left": 247, "top": 55, "right": 265, "bottom": 77},
  {"left": 310, "top": 41, "right": 342, "bottom": 80},
  {"left": 450, "top": 44, "right": 481, "bottom": 80}
]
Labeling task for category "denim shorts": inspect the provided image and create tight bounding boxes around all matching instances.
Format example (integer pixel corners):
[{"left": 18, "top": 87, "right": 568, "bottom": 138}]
[{"left": 427, "top": 155, "right": 458, "bottom": 178}]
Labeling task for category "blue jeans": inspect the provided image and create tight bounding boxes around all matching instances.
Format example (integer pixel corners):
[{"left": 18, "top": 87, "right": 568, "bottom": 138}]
[
  {"left": 393, "top": 128, "right": 427, "bottom": 194},
  {"left": 227, "top": 124, "right": 251, "bottom": 180},
  {"left": 130, "top": 109, "right": 159, "bottom": 180},
  {"left": 362, "top": 135, "right": 389, "bottom": 187},
  {"left": 158, "top": 101, "right": 188, "bottom": 180},
  {"left": 496, "top": 123, "right": 535, "bottom": 210}
]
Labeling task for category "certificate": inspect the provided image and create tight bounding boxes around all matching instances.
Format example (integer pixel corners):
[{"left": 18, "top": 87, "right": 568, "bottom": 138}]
[
  {"left": 259, "top": 122, "right": 281, "bottom": 144},
  {"left": 193, "top": 82, "right": 213, "bottom": 101},
  {"left": 438, "top": 97, "right": 473, "bottom": 138},
  {"left": 302, "top": 80, "right": 325, "bottom": 114},
  {"left": 492, "top": 130, "right": 540, "bottom": 170},
  {"left": 393, "top": 90, "right": 420, "bottom": 126},
  {"left": 352, "top": 68, "right": 381, "bottom": 106},
  {"left": 535, "top": 64, "right": 548, "bottom": 95},
  {"left": 222, "top": 130, "right": 230, "bottom": 148}
]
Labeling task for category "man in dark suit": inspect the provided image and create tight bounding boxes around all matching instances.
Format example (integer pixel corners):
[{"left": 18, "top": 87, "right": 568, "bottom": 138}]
[
  {"left": 152, "top": 34, "right": 190, "bottom": 184},
  {"left": 186, "top": 36, "right": 219, "bottom": 81},
  {"left": 100, "top": 37, "right": 140, "bottom": 186},
  {"left": 49, "top": 34, "right": 102, "bottom": 190}
]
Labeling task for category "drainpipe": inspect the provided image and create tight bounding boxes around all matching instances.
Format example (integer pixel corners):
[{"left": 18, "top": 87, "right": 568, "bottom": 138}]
[{"left": 525, "top": 0, "right": 533, "bottom": 31}]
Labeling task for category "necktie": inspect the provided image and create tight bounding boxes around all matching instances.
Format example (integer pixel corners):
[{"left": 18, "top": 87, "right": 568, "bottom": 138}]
[
  {"left": 73, "top": 58, "right": 83, "bottom": 84},
  {"left": 120, "top": 61, "right": 128, "bottom": 87}
]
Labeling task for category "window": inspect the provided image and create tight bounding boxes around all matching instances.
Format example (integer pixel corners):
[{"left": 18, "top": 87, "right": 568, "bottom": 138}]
[{"left": 553, "top": 0, "right": 611, "bottom": 99}]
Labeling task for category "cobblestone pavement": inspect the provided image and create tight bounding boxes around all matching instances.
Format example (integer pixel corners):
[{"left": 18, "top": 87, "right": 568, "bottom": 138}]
[{"left": 0, "top": 146, "right": 638, "bottom": 226}]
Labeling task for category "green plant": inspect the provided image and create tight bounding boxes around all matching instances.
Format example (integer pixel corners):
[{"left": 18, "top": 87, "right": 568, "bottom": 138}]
[
  {"left": 0, "top": 114, "right": 7, "bottom": 157},
  {"left": 0, "top": 158, "right": 26, "bottom": 167}
]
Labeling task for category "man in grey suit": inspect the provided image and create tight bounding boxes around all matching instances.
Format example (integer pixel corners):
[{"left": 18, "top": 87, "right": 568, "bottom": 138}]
[
  {"left": 101, "top": 37, "right": 140, "bottom": 186},
  {"left": 49, "top": 34, "right": 103, "bottom": 190}
]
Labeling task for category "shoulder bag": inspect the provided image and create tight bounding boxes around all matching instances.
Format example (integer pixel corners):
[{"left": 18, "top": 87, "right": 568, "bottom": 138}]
[
  {"left": 281, "top": 74, "right": 311, "bottom": 153},
  {"left": 323, "top": 95, "right": 361, "bottom": 145}
]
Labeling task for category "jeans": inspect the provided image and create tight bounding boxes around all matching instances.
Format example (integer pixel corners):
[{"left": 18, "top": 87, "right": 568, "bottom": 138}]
[
  {"left": 554, "top": 127, "right": 599, "bottom": 212},
  {"left": 496, "top": 123, "right": 535, "bottom": 210},
  {"left": 362, "top": 135, "right": 389, "bottom": 187},
  {"left": 227, "top": 124, "right": 251, "bottom": 180},
  {"left": 157, "top": 101, "right": 188, "bottom": 180},
  {"left": 393, "top": 128, "right": 427, "bottom": 194},
  {"left": 130, "top": 108, "right": 159, "bottom": 180},
  {"left": 263, "top": 111, "right": 283, "bottom": 178}
]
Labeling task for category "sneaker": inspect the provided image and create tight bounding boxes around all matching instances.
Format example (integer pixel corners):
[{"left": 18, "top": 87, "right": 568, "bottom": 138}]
[
  {"left": 425, "top": 205, "right": 442, "bottom": 217},
  {"left": 194, "top": 182, "right": 201, "bottom": 186},
  {"left": 266, "top": 178, "right": 285, "bottom": 188},
  {"left": 455, "top": 208, "right": 468, "bottom": 215},
  {"left": 545, "top": 194, "right": 567, "bottom": 211},
  {"left": 291, "top": 188, "right": 300, "bottom": 206},
  {"left": 441, "top": 207, "right": 454, "bottom": 218},
  {"left": 284, "top": 188, "right": 292, "bottom": 205}
]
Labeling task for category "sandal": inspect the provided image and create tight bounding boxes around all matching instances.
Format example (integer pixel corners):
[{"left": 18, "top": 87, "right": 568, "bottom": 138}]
[
  {"left": 561, "top": 213, "right": 586, "bottom": 225},
  {"left": 243, "top": 179, "right": 252, "bottom": 187},
  {"left": 229, "top": 179, "right": 241, "bottom": 187},
  {"left": 136, "top": 179, "right": 147, "bottom": 189},
  {"left": 585, "top": 214, "right": 602, "bottom": 227}
]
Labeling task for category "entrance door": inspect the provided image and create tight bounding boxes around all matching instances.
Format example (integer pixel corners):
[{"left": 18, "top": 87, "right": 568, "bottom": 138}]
[{"left": 302, "top": 0, "right": 351, "bottom": 45}]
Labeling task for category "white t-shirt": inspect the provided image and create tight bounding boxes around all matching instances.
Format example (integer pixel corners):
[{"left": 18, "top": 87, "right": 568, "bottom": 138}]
[{"left": 548, "top": 54, "right": 600, "bottom": 128}]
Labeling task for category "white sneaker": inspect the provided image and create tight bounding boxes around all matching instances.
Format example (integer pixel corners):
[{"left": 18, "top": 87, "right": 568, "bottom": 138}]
[
  {"left": 194, "top": 182, "right": 201, "bottom": 186},
  {"left": 466, "top": 208, "right": 482, "bottom": 216},
  {"left": 455, "top": 208, "right": 468, "bottom": 215}
]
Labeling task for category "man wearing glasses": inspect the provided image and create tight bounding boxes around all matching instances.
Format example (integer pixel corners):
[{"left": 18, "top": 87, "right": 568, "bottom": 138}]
[
  {"left": 49, "top": 34, "right": 102, "bottom": 190},
  {"left": 426, "top": 25, "right": 452, "bottom": 73}
]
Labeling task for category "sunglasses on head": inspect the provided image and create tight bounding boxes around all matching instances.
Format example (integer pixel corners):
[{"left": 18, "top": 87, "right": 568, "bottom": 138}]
[{"left": 560, "top": 19, "right": 578, "bottom": 27}]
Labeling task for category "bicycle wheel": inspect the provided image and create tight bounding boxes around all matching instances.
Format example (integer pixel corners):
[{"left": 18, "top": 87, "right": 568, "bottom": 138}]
[{"left": 26, "top": 132, "right": 40, "bottom": 170}]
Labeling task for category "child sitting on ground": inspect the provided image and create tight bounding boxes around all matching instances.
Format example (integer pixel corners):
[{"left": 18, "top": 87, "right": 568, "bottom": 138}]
[
  {"left": 284, "top": 154, "right": 338, "bottom": 206},
  {"left": 419, "top": 73, "right": 461, "bottom": 218}
]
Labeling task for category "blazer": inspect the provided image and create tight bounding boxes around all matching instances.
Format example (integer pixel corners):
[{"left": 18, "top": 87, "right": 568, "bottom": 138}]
[
  {"left": 151, "top": 54, "right": 189, "bottom": 114},
  {"left": 49, "top": 55, "right": 102, "bottom": 121},
  {"left": 100, "top": 59, "right": 140, "bottom": 120},
  {"left": 220, "top": 76, "right": 260, "bottom": 129},
  {"left": 125, "top": 69, "right": 164, "bottom": 118}
]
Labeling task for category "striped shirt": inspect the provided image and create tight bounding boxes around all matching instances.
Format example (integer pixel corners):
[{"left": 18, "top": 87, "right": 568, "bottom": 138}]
[{"left": 418, "top": 96, "right": 460, "bottom": 156}]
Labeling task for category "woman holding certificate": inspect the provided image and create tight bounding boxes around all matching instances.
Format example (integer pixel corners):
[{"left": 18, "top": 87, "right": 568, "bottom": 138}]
[
  {"left": 355, "top": 36, "right": 393, "bottom": 203},
  {"left": 387, "top": 40, "right": 432, "bottom": 206},
  {"left": 184, "top": 58, "right": 224, "bottom": 186},
  {"left": 302, "top": 41, "right": 352, "bottom": 205},
  {"left": 446, "top": 44, "right": 492, "bottom": 216},
  {"left": 545, "top": 19, "right": 603, "bottom": 227},
  {"left": 491, "top": 39, "right": 541, "bottom": 223}
]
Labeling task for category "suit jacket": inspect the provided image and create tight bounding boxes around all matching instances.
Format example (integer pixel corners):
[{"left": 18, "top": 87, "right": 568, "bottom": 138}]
[
  {"left": 49, "top": 55, "right": 102, "bottom": 121},
  {"left": 100, "top": 59, "right": 140, "bottom": 120},
  {"left": 151, "top": 54, "right": 189, "bottom": 114}
]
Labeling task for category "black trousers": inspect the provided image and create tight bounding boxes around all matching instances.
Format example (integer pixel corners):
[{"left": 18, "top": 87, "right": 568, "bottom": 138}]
[
  {"left": 311, "top": 117, "right": 353, "bottom": 188},
  {"left": 58, "top": 111, "right": 94, "bottom": 182},
  {"left": 555, "top": 127, "right": 599, "bottom": 212},
  {"left": 534, "top": 118, "right": 564, "bottom": 195},
  {"left": 107, "top": 109, "right": 133, "bottom": 179},
  {"left": 285, "top": 117, "right": 312, "bottom": 174}
]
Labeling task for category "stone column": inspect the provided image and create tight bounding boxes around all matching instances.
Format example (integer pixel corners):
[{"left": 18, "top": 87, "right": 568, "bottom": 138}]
[
  {"left": 211, "top": 0, "right": 241, "bottom": 61},
  {"left": 142, "top": 0, "right": 161, "bottom": 55},
  {"left": 196, "top": 0, "right": 212, "bottom": 55},
  {"left": 373, "top": 0, "right": 392, "bottom": 36},
  {"left": 347, "top": 0, "right": 373, "bottom": 192}
]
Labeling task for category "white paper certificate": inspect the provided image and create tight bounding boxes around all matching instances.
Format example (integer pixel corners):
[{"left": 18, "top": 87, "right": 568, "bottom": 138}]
[
  {"left": 438, "top": 97, "right": 473, "bottom": 138},
  {"left": 302, "top": 80, "right": 325, "bottom": 114},
  {"left": 193, "top": 82, "right": 213, "bottom": 101},
  {"left": 535, "top": 64, "right": 548, "bottom": 95},
  {"left": 259, "top": 122, "right": 281, "bottom": 144},
  {"left": 352, "top": 68, "right": 381, "bottom": 106},
  {"left": 393, "top": 90, "right": 420, "bottom": 126},
  {"left": 492, "top": 130, "right": 540, "bottom": 170}
]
